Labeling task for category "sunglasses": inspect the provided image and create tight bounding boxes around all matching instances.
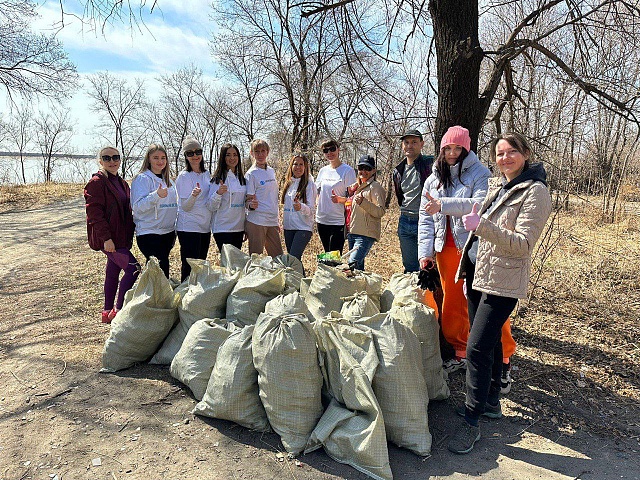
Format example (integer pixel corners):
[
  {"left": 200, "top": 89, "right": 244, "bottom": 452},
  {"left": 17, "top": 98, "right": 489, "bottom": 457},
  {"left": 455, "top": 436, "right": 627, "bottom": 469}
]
[
  {"left": 358, "top": 165, "right": 373, "bottom": 171},
  {"left": 101, "top": 155, "right": 121, "bottom": 162},
  {"left": 185, "top": 149, "right": 203, "bottom": 157},
  {"left": 322, "top": 146, "right": 337, "bottom": 154}
]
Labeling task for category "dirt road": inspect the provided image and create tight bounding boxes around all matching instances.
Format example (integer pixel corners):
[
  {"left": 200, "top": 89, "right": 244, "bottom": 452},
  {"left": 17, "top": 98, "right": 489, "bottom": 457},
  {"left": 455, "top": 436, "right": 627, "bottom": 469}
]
[{"left": 0, "top": 196, "right": 638, "bottom": 480}]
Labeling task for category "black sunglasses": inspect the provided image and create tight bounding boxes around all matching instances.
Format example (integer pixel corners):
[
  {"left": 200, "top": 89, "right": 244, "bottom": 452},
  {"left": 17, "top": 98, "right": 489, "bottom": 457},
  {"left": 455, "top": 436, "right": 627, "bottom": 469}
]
[
  {"left": 358, "top": 165, "right": 373, "bottom": 171},
  {"left": 322, "top": 146, "right": 337, "bottom": 154},
  {"left": 185, "top": 149, "right": 203, "bottom": 157},
  {"left": 101, "top": 155, "right": 121, "bottom": 162}
]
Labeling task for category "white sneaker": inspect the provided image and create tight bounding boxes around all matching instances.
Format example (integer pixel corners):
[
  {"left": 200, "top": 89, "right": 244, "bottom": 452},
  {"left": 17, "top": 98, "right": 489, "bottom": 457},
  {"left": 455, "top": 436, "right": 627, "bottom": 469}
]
[
  {"left": 443, "top": 357, "right": 467, "bottom": 374},
  {"left": 500, "top": 363, "right": 512, "bottom": 394}
]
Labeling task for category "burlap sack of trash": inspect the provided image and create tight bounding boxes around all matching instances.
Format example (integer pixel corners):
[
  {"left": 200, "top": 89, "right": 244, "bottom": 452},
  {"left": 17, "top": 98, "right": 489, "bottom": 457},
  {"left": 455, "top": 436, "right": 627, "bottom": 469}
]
[
  {"left": 101, "top": 257, "right": 179, "bottom": 373},
  {"left": 340, "top": 292, "right": 380, "bottom": 320},
  {"left": 353, "top": 313, "right": 432, "bottom": 456},
  {"left": 252, "top": 313, "right": 323, "bottom": 455},
  {"left": 307, "top": 315, "right": 391, "bottom": 480},
  {"left": 305, "top": 264, "right": 384, "bottom": 322},
  {"left": 379, "top": 272, "right": 423, "bottom": 312},
  {"left": 264, "top": 291, "right": 310, "bottom": 318},
  {"left": 388, "top": 301, "right": 449, "bottom": 401},
  {"left": 243, "top": 253, "right": 303, "bottom": 293},
  {"left": 169, "top": 318, "right": 237, "bottom": 401},
  {"left": 226, "top": 266, "right": 286, "bottom": 326},
  {"left": 299, "top": 277, "right": 312, "bottom": 298},
  {"left": 150, "top": 259, "right": 239, "bottom": 365},
  {"left": 220, "top": 243, "right": 250, "bottom": 273},
  {"left": 193, "top": 325, "right": 271, "bottom": 432}
]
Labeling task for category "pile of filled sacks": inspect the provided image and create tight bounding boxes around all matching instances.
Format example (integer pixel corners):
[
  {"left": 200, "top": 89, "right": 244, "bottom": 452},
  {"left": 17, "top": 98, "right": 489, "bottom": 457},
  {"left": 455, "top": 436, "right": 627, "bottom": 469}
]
[{"left": 100, "top": 246, "right": 449, "bottom": 480}]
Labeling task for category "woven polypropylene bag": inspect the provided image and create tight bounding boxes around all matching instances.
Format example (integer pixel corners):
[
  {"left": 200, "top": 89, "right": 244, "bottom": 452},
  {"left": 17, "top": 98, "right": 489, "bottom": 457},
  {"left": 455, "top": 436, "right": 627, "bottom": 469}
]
[
  {"left": 305, "top": 264, "right": 383, "bottom": 322},
  {"left": 252, "top": 313, "right": 323, "bottom": 455},
  {"left": 379, "top": 272, "right": 422, "bottom": 312},
  {"left": 101, "top": 257, "right": 179, "bottom": 373},
  {"left": 264, "top": 291, "right": 310, "bottom": 318},
  {"left": 389, "top": 301, "right": 449, "bottom": 401},
  {"left": 226, "top": 266, "right": 286, "bottom": 326},
  {"left": 169, "top": 319, "right": 236, "bottom": 401},
  {"left": 193, "top": 325, "right": 271, "bottom": 432},
  {"left": 150, "top": 260, "right": 239, "bottom": 365},
  {"left": 307, "top": 316, "right": 391, "bottom": 480},
  {"left": 353, "top": 313, "right": 432, "bottom": 456},
  {"left": 340, "top": 292, "right": 380, "bottom": 320},
  {"left": 220, "top": 244, "right": 250, "bottom": 273}
]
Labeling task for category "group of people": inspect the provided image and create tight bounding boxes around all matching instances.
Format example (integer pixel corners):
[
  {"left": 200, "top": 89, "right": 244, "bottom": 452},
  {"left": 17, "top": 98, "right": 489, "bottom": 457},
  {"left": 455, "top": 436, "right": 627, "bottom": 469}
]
[
  {"left": 84, "top": 126, "right": 551, "bottom": 455},
  {"left": 84, "top": 136, "right": 387, "bottom": 320}
]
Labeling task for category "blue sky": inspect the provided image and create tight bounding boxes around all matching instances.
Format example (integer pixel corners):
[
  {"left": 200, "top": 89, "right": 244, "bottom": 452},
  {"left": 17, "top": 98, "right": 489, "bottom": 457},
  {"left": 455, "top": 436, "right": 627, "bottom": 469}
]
[{"left": 2, "top": 0, "right": 219, "bottom": 152}]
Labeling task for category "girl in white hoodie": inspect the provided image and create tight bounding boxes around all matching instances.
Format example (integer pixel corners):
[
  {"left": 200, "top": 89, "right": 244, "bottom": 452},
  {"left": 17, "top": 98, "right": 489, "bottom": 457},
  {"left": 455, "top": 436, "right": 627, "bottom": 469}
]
[
  {"left": 208, "top": 143, "right": 247, "bottom": 252},
  {"left": 281, "top": 154, "right": 316, "bottom": 264},
  {"left": 131, "top": 144, "right": 178, "bottom": 278}
]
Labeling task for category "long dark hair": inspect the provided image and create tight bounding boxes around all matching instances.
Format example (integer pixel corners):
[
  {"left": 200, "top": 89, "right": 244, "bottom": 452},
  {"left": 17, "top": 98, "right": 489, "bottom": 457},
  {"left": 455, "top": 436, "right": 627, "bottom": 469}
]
[
  {"left": 280, "top": 154, "right": 310, "bottom": 204},
  {"left": 211, "top": 143, "right": 246, "bottom": 186},
  {"left": 435, "top": 148, "right": 469, "bottom": 189}
]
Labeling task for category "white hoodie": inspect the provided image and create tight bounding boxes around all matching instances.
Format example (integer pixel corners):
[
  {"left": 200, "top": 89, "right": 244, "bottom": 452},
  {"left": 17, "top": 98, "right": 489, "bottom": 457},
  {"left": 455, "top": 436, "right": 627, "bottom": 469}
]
[
  {"left": 131, "top": 169, "right": 178, "bottom": 236},
  {"left": 283, "top": 176, "right": 316, "bottom": 231},
  {"left": 208, "top": 171, "right": 247, "bottom": 233}
]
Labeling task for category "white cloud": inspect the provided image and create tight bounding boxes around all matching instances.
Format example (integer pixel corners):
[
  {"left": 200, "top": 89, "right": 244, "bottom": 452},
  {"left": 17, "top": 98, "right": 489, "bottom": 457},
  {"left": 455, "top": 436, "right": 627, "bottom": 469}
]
[{"left": 33, "top": 2, "right": 215, "bottom": 74}]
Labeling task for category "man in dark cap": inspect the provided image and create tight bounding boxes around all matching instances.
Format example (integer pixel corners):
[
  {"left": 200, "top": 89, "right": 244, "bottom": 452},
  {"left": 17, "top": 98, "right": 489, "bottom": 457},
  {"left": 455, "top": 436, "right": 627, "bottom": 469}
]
[{"left": 393, "top": 129, "right": 434, "bottom": 272}]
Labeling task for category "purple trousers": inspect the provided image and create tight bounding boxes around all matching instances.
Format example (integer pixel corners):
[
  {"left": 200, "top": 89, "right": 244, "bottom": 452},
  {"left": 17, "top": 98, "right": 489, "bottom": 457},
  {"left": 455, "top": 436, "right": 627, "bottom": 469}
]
[{"left": 103, "top": 249, "right": 140, "bottom": 311}]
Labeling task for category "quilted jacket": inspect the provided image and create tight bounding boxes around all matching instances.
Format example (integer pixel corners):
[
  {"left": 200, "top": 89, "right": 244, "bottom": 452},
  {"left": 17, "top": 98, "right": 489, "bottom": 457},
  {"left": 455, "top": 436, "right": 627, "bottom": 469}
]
[
  {"left": 417, "top": 151, "right": 491, "bottom": 259},
  {"left": 456, "top": 162, "right": 552, "bottom": 299}
]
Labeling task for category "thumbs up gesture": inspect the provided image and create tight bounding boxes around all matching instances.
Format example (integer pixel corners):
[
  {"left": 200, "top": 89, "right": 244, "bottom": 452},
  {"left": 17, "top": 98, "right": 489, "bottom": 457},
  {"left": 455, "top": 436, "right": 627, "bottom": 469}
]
[
  {"left": 216, "top": 180, "right": 228, "bottom": 196},
  {"left": 424, "top": 191, "right": 441, "bottom": 215},
  {"left": 191, "top": 182, "right": 202, "bottom": 197},
  {"left": 293, "top": 195, "right": 301, "bottom": 211},
  {"left": 462, "top": 203, "right": 481, "bottom": 231},
  {"left": 157, "top": 183, "right": 168, "bottom": 198}
]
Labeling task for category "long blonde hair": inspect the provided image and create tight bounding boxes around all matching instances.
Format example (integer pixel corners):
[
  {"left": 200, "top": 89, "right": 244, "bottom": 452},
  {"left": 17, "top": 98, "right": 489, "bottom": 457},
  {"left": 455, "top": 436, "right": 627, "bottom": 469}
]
[
  {"left": 280, "top": 154, "right": 310, "bottom": 204},
  {"left": 138, "top": 143, "right": 172, "bottom": 186}
]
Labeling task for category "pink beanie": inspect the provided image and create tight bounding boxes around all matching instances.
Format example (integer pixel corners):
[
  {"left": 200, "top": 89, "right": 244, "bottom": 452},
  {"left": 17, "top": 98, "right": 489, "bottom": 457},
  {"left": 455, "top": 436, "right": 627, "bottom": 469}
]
[{"left": 440, "top": 125, "right": 471, "bottom": 152}]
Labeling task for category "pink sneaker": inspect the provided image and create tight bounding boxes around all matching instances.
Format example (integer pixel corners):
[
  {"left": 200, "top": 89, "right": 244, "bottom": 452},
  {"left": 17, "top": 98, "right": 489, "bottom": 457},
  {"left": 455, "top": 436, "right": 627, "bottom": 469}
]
[
  {"left": 101, "top": 310, "right": 111, "bottom": 324},
  {"left": 108, "top": 308, "right": 118, "bottom": 322}
]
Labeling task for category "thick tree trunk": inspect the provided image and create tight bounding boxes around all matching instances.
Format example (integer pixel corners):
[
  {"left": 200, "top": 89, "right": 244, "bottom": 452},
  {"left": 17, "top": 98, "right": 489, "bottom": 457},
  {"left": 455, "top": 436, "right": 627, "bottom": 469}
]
[{"left": 429, "top": 0, "right": 483, "bottom": 151}]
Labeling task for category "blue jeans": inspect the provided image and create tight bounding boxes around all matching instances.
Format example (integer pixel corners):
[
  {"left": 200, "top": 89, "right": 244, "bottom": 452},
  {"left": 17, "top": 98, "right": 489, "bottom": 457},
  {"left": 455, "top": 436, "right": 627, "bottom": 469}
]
[
  {"left": 284, "top": 229, "right": 312, "bottom": 261},
  {"left": 398, "top": 214, "right": 420, "bottom": 273},
  {"left": 347, "top": 233, "right": 376, "bottom": 271}
]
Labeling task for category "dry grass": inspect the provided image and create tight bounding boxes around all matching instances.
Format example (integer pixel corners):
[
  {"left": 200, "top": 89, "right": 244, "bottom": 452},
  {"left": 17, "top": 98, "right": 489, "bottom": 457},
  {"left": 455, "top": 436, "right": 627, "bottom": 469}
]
[{"left": 0, "top": 182, "right": 82, "bottom": 213}]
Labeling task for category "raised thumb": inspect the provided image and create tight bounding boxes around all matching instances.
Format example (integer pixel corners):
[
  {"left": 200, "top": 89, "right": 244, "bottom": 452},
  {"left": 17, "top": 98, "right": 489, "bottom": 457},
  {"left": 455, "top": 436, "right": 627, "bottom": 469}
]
[
  {"left": 471, "top": 202, "right": 480, "bottom": 214},
  {"left": 196, "top": 182, "right": 200, "bottom": 188},
  {"left": 425, "top": 191, "right": 434, "bottom": 200}
]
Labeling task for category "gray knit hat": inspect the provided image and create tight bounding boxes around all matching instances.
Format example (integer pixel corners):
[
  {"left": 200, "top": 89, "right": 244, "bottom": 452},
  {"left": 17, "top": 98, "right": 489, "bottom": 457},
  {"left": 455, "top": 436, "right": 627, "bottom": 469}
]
[{"left": 182, "top": 136, "right": 202, "bottom": 153}]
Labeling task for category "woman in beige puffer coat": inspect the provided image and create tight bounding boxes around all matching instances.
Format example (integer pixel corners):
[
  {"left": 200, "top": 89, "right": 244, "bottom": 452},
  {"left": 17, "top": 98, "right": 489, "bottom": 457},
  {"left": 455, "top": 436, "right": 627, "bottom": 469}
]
[{"left": 447, "top": 132, "right": 552, "bottom": 455}]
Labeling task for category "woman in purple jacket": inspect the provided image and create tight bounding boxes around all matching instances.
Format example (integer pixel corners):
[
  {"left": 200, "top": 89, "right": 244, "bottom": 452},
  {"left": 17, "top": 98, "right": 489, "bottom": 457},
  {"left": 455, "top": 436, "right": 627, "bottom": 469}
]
[{"left": 84, "top": 146, "right": 140, "bottom": 324}]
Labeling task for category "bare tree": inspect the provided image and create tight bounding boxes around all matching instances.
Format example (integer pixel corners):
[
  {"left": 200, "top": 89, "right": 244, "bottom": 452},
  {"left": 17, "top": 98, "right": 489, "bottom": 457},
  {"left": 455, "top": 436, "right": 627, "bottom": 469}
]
[
  {"left": 86, "top": 71, "right": 149, "bottom": 177},
  {"left": 34, "top": 106, "right": 74, "bottom": 182},
  {"left": 2, "top": 102, "right": 33, "bottom": 184},
  {"left": 0, "top": 1, "right": 78, "bottom": 100}
]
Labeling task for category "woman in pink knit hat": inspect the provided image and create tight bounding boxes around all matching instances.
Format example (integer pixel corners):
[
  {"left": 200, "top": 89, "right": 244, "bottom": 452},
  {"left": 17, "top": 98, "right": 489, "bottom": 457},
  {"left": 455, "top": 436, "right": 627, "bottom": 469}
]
[{"left": 417, "top": 126, "right": 494, "bottom": 373}]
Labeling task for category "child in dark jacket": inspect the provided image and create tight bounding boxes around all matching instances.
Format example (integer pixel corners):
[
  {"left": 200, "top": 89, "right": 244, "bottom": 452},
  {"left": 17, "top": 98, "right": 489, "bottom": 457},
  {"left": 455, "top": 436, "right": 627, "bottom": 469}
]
[{"left": 84, "top": 146, "right": 140, "bottom": 324}]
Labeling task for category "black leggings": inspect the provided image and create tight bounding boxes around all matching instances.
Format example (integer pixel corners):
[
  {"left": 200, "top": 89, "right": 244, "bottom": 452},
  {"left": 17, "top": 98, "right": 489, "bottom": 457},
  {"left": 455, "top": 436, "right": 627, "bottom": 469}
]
[
  {"left": 213, "top": 231, "right": 244, "bottom": 252},
  {"left": 316, "top": 223, "right": 345, "bottom": 254},
  {"left": 177, "top": 231, "right": 211, "bottom": 282},
  {"left": 136, "top": 231, "right": 176, "bottom": 278},
  {"left": 464, "top": 263, "right": 517, "bottom": 422}
]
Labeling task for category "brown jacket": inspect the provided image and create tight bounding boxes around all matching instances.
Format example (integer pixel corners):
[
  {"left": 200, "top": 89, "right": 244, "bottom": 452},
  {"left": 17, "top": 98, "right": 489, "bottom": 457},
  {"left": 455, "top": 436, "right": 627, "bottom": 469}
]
[
  {"left": 457, "top": 173, "right": 552, "bottom": 299},
  {"left": 348, "top": 179, "right": 386, "bottom": 240}
]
